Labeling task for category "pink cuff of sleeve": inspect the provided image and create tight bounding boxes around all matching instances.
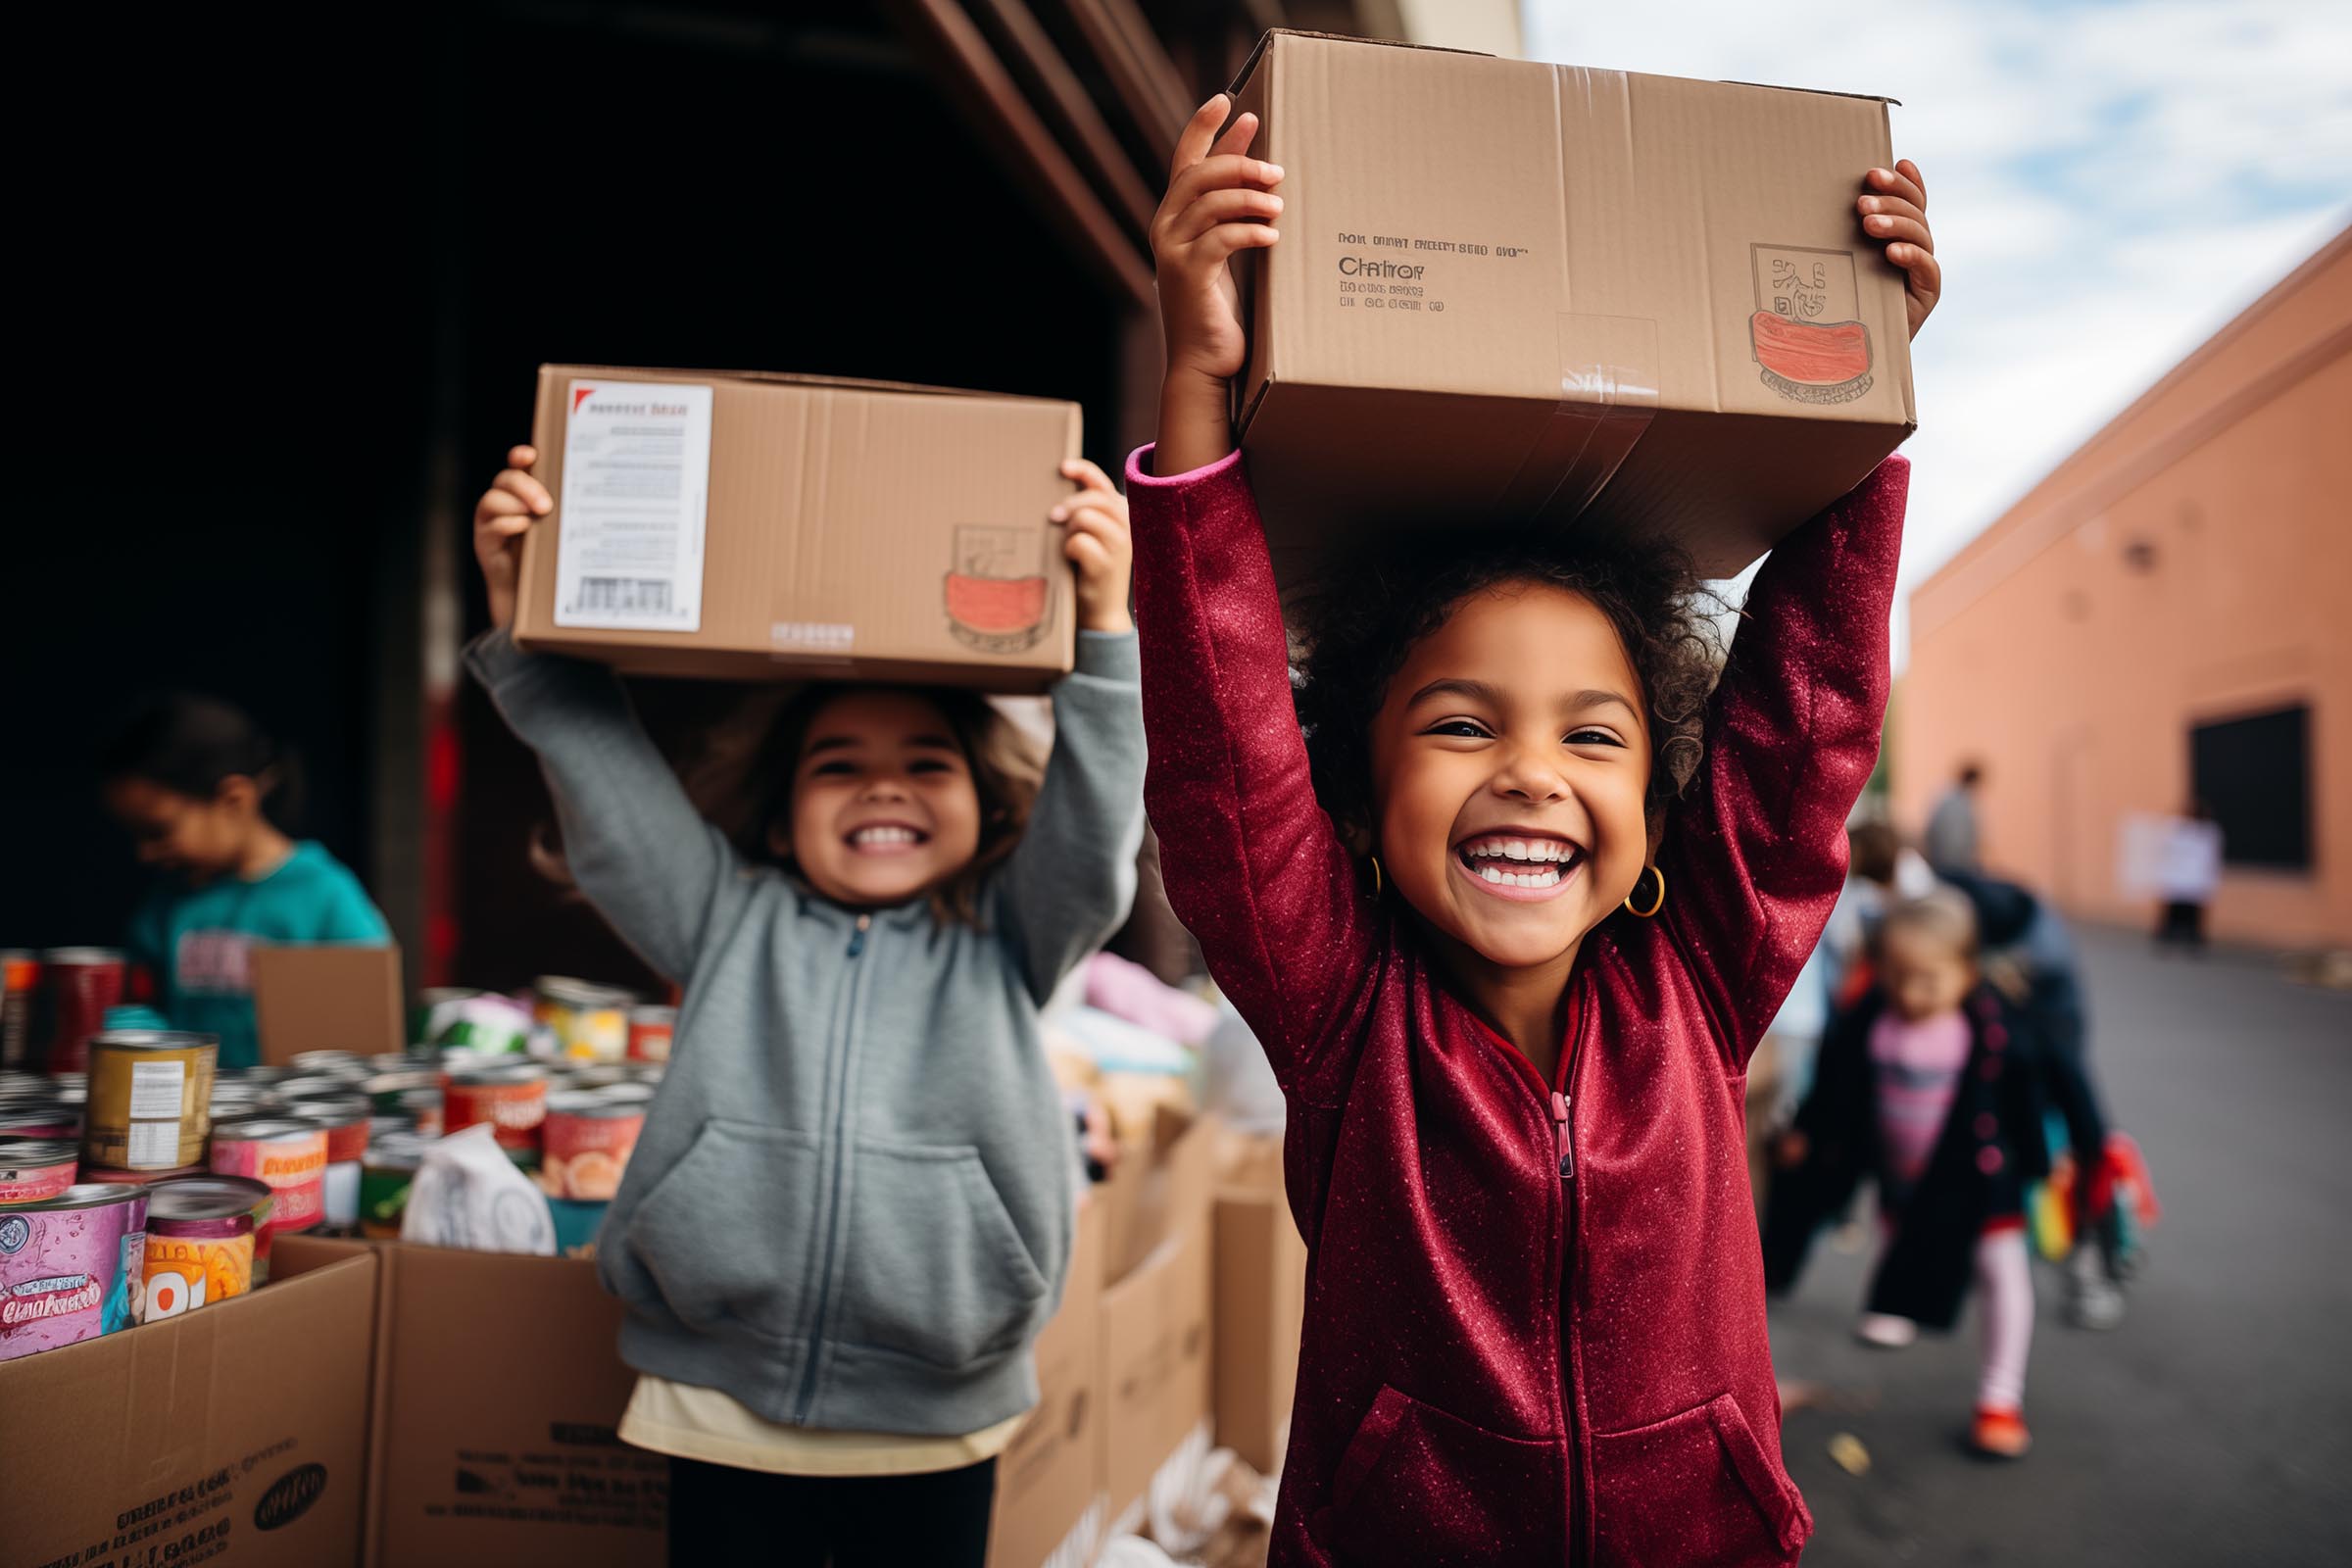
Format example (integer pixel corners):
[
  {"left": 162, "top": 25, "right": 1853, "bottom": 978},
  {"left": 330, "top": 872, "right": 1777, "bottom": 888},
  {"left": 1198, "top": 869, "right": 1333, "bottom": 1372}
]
[{"left": 1125, "top": 442, "right": 1245, "bottom": 490}]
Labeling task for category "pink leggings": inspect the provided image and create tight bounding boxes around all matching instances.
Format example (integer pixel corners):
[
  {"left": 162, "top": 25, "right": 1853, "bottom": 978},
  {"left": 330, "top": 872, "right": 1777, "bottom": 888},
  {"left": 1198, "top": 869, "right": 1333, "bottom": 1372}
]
[{"left": 1975, "top": 1225, "right": 2034, "bottom": 1410}]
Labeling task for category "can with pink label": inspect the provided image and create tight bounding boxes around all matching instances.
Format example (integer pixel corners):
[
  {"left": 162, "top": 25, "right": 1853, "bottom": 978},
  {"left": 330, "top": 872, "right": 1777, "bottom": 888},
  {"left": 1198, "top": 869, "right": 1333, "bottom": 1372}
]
[{"left": 0, "top": 1182, "right": 149, "bottom": 1360}]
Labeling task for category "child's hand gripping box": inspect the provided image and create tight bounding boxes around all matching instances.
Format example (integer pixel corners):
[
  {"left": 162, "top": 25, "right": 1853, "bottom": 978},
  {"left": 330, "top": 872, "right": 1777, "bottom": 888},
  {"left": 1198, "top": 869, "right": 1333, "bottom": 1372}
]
[
  {"left": 514, "top": 367, "right": 1084, "bottom": 693},
  {"left": 1229, "top": 30, "right": 1917, "bottom": 582}
]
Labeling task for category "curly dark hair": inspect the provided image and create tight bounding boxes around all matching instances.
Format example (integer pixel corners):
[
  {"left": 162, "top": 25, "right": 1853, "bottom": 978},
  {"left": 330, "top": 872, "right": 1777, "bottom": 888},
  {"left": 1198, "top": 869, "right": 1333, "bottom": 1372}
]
[{"left": 1291, "top": 530, "right": 1726, "bottom": 839}]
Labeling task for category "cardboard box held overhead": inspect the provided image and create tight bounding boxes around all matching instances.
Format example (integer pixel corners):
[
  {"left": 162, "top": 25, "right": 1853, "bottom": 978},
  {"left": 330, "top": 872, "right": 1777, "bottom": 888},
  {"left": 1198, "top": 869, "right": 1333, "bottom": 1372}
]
[
  {"left": 1229, "top": 30, "right": 1917, "bottom": 581},
  {"left": 514, "top": 367, "right": 1084, "bottom": 691}
]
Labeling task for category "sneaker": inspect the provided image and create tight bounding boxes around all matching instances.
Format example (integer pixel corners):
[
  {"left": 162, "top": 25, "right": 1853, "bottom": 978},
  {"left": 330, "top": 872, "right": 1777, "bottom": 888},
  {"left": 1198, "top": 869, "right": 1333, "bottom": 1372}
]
[
  {"left": 2067, "top": 1249, "right": 2127, "bottom": 1331},
  {"left": 1855, "top": 1312, "right": 1919, "bottom": 1348},
  {"left": 1972, "top": 1404, "right": 2032, "bottom": 1458}
]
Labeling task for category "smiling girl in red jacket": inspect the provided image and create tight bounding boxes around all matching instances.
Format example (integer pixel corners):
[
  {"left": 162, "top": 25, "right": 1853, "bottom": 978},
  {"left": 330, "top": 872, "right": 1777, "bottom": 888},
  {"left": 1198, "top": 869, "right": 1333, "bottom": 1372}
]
[{"left": 1123, "top": 94, "right": 1939, "bottom": 1566}]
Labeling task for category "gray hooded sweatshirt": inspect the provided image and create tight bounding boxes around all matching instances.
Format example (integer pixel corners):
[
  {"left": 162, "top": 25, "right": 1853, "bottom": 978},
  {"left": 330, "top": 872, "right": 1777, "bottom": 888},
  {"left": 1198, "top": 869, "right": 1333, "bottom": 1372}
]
[{"left": 467, "top": 628, "right": 1145, "bottom": 1436}]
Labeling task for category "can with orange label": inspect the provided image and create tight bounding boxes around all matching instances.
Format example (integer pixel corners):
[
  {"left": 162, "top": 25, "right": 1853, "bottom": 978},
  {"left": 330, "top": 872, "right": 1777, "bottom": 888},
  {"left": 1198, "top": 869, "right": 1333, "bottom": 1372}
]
[
  {"left": 140, "top": 1175, "right": 266, "bottom": 1321},
  {"left": 540, "top": 1093, "right": 644, "bottom": 1200}
]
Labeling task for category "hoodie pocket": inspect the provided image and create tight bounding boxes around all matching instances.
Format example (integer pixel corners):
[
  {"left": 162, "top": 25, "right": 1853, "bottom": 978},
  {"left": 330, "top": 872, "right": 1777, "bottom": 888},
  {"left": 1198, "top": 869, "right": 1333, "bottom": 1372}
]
[
  {"left": 836, "top": 1139, "right": 1051, "bottom": 1369},
  {"left": 624, "top": 1119, "right": 820, "bottom": 1342},
  {"left": 1592, "top": 1394, "right": 1810, "bottom": 1565},
  {"left": 1312, "top": 1384, "right": 1562, "bottom": 1565}
]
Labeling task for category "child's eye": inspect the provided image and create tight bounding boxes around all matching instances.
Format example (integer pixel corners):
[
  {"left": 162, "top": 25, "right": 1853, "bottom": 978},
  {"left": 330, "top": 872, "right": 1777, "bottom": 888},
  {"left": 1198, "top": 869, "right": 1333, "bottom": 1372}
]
[
  {"left": 1423, "top": 719, "right": 1494, "bottom": 740},
  {"left": 1565, "top": 728, "right": 1626, "bottom": 748},
  {"left": 809, "top": 760, "right": 858, "bottom": 777},
  {"left": 908, "top": 759, "right": 956, "bottom": 774}
]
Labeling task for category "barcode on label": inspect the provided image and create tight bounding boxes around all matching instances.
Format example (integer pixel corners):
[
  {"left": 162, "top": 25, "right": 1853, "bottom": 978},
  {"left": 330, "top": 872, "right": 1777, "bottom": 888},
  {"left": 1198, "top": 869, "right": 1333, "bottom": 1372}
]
[
  {"left": 128, "top": 1059, "right": 185, "bottom": 1119},
  {"left": 572, "top": 577, "right": 676, "bottom": 615}
]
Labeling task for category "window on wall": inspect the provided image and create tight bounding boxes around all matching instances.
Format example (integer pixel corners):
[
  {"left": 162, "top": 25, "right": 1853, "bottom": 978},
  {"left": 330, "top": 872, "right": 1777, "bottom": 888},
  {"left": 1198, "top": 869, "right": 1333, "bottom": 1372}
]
[{"left": 2189, "top": 705, "right": 2313, "bottom": 870}]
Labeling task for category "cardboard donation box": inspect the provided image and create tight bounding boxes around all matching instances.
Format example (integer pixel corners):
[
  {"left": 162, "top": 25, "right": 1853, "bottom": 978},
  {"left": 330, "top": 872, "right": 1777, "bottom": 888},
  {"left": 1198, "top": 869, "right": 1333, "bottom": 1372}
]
[
  {"left": 1211, "top": 1129, "right": 1308, "bottom": 1476},
  {"left": 250, "top": 944, "right": 405, "bottom": 1064},
  {"left": 988, "top": 1195, "right": 1107, "bottom": 1568},
  {"left": 2, "top": 1246, "right": 378, "bottom": 1568},
  {"left": 514, "top": 366, "right": 1084, "bottom": 691},
  {"left": 1099, "top": 1118, "right": 1215, "bottom": 1517},
  {"left": 1229, "top": 30, "right": 1917, "bottom": 581},
  {"left": 276, "top": 1238, "right": 668, "bottom": 1568}
]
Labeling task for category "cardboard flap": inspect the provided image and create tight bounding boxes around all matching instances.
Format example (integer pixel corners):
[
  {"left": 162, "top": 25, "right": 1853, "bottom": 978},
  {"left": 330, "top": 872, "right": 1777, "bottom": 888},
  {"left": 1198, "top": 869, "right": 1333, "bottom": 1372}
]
[{"left": 251, "top": 944, "right": 405, "bottom": 1062}]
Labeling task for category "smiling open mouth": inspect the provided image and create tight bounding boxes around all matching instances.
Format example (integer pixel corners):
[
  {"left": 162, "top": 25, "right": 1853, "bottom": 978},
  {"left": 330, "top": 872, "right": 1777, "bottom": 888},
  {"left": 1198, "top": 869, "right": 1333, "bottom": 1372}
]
[
  {"left": 1454, "top": 833, "right": 1583, "bottom": 890},
  {"left": 846, "top": 823, "right": 930, "bottom": 854}
]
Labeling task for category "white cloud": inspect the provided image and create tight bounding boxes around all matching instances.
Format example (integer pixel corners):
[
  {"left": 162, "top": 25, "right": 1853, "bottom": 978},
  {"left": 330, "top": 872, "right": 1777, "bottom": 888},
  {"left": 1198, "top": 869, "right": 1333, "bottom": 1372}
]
[{"left": 1522, "top": 0, "right": 2352, "bottom": 660}]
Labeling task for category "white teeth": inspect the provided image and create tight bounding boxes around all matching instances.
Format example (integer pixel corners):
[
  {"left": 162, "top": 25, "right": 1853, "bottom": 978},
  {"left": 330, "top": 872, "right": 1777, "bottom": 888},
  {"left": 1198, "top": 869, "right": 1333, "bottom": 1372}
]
[
  {"left": 1482, "top": 866, "right": 1504, "bottom": 883},
  {"left": 852, "top": 825, "right": 919, "bottom": 847},
  {"left": 1463, "top": 836, "right": 1571, "bottom": 865},
  {"left": 1476, "top": 863, "right": 1563, "bottom": 889}
]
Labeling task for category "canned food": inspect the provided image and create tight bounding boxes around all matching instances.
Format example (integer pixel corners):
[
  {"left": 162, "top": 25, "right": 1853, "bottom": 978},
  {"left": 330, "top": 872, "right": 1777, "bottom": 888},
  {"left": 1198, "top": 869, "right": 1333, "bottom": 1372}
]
[
  {"left": 555, "top": 1064, "right": 631, "bottom": 1092},
  {"left": 1, "top": 951, "right": 37, "bottom": 1071},
  {"left": 271, "top": 1074, "right": 359, "bottom": 1102},
  {"left": 140, "top": 1175, "right": 267, "bottom": 1320},
  {"left": 626, "top": 1004, "right": 676, "bottom": 1063},
  {"left": 0, "top": 1182, "right": 148, "bottom": 1360},
  {"left": 291, "top": 1099, "right": 370, "bottom": 1235},
  {"left": 425, "top": 992, "right": 533, "bottom": 1055},
  {"left": 398, "top": 1088, "right": 444, "bottom": 1136},
  {"left": 549, "top": 1198, "right": 609, "bottom": 1258},
  {"left": 365, "top": 1068, "right": 437, "bottom": 1114},
  {"left": 593, "top": 1082, "right": 657, "bottom": 1107},
  {"left": 0, "top": 1138, "right": 77, "bottom": 1204},
  {"left": 361, "top": 1133, "right": 429, "bottom": 1240},
  {"left": 534, "top": 977, "right": 634, "bottom": 1063},
  {"left": 208, "top": 1119, "right": 327, "bottom": 1246},
  {"left": 442, "top": 1062, "right": 548, "bottom": 1152},
  {"left": 540, "top": 1092, "right": 644, "bottom": 1200},
  {"left": 39, "top": 950, "right": 125, "bottom": 1076},
  {"left": 83, "top": 1030, "right": 218, "bottom": 1172},
  {"left": 82, "top": 1161, "right": 207, "bottom": 1184},
  {"left": 0, "top": 1106, "right": 79, "bottom": 1142},
  {"left": 288, "top": 1051, "right": 368, "bottom": 1078}
]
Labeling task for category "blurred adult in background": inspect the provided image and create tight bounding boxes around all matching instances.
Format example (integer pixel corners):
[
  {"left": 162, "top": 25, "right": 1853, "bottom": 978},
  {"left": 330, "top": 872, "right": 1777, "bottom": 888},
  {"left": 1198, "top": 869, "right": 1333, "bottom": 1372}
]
[
  {"left": 1924, "top": 759, "right": 1985, "bottom": 875},
  {"left": 2153, "top": 801, "right": 2224, "bottom": 954},
  {"left": 102, "top": 694, "right": 389, "bottom": 1068}
]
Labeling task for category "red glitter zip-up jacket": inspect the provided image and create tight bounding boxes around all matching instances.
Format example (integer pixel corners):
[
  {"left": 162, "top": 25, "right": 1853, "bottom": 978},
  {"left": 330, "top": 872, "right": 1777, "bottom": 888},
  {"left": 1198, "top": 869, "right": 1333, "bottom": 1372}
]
[{"left": 1126, "top": 445, "right": 1907, "bottom": 1567}]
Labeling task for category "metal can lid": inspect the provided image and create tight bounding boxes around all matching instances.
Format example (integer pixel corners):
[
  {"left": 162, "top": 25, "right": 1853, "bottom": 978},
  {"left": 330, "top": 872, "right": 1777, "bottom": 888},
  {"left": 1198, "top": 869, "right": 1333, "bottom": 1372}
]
[
  {"left": 594, "top": 1083, "right": 657, "bottom": 1105},
  {"left": 289, "top": 1096, "right": 371, "bottom": 1127},
  {"left": 0, "top": 1137, "right": 77, "bottom": 1166},
  {"left": 536, "top": 976, "right": 636, "bottom": 1007},
  {"left": 87, "top": 1029, "right": 218, "bottom": 1054},
  {"left": 39, "top": 948, "right": 126, "bottom": 963},
  {"left": 209, "top": 1117, "right": 323, "bottom": 1143},
  {"left": 450, "top": 1062, "right": 548, "bottom": 1087},
  {"left": 24, "top": 1180, "right": 150, "bottom": 1208},
  {"left": 398, "top": 1088, "right": 443, "bottom": 1108},
  {"left": 147, "top": 1174, "right": 271, "bottom": 1221},
  {"left": 628, "top": 1004, "right": 677, "bottom": 1025}
]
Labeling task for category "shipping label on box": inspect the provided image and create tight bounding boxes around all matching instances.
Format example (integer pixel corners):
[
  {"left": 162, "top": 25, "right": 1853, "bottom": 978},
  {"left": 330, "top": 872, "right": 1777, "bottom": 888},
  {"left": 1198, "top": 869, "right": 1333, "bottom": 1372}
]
[
  {"left": 553, "top": 380, "right": 713, "bottom": 633},
  {"left": 1229, "top": 29, "right": 1916, "bottom": 582}
]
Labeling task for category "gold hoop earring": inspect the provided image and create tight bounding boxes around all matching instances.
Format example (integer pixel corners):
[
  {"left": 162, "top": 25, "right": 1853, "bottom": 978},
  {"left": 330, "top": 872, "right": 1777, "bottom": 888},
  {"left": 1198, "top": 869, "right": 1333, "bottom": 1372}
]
[
  {"left": 1369, "top": 855, "right": 1384, "bottom": 895},
  {"left": 1623, "top": 863, "right": 1666, "bottom": 918}
]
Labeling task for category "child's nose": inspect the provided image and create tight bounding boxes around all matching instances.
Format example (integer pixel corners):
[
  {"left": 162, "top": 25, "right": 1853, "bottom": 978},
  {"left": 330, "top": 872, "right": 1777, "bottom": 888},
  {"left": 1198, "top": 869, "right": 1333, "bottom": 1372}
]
[{"left": 1493, "top": 746, "right": 1568, "bottom": 802}]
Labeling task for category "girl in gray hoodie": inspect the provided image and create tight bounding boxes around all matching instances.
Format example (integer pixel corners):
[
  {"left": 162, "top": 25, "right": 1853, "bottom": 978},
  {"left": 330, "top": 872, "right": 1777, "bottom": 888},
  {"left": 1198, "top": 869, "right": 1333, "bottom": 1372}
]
[{"left": 468, "top": 445, "right": 1147, "bottom": 1566}]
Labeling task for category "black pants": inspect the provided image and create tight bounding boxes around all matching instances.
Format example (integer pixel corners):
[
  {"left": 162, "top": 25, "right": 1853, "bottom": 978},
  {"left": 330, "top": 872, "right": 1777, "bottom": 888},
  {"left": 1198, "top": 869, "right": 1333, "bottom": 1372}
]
[
  {"left": 2156, "top": 900, "right": 2207, "bottom": 949},
  {"left": 667, "top": 1454, "right": 997, "bottom": 1567}
]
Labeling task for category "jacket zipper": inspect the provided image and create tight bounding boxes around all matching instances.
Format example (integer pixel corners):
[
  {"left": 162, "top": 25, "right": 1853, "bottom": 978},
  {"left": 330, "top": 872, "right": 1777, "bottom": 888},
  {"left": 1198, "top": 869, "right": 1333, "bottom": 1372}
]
[{"left": 792, "top": 912, "right": 872, "bottom": 1422}]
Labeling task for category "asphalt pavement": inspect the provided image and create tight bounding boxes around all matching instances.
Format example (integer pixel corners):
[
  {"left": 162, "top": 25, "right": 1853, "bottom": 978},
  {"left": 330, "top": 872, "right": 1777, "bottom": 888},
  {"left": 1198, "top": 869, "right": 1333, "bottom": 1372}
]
[{"left": 1769, "top": 926, "right": 2352, "bottom": 1568}]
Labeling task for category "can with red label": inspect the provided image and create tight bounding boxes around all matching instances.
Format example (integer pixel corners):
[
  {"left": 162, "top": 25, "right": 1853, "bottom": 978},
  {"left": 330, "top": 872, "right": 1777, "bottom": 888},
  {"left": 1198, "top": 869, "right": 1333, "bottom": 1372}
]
[
  {"left": 208, "top": 1118, "right": 327, "bottom": 1252},
  {"left": 39, "top": 949, "right": 124, "bottom": 1076},
  {"left": 0, "top": 1138, "right": 77, "bottom": 1204},
  {"left": 442, "top": 1062, "right": 548, "bottom": 1152},
  {"left": 541, "top": 1092, "right": 644, "bottom": 1200},
  {"left": 626, "top": 1004, "right": 675, "bottom": 1064},
  {"left": 1, "top": 952, "right": 37, "bottom": 1071},
  {"left": 290, "top": 1097, "right": 370, "bottom": 1236}
]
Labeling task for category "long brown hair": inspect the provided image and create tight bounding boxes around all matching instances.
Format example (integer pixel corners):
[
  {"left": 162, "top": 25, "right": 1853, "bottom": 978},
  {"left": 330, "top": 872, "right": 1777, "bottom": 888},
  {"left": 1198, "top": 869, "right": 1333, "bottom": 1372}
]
[{"left": 736, "top": 684, "right": 1044, "bottom": 926}]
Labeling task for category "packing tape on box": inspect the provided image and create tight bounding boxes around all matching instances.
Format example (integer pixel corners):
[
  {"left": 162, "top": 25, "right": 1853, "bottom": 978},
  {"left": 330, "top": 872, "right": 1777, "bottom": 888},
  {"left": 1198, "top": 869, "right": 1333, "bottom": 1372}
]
[{"left": 1494, "top": 314, "right": 1660, "bottom": 521}]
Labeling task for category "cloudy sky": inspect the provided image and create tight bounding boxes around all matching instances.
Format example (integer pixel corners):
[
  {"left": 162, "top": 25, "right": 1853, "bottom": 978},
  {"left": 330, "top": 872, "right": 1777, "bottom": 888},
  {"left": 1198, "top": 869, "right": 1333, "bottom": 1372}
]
[{"left": 1523, "top": 0, "right": 2352, "bottom": 653}]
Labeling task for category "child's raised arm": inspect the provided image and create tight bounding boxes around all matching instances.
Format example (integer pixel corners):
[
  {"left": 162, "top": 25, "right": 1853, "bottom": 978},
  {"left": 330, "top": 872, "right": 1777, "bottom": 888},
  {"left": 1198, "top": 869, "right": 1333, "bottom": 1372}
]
[
  {"left": 1659, "top": 459, "right": 1907, "bottom": 1067},
  {"left": 467, "top": 446, "right": 749, "bottom": 981},
  {"left": 997, "top": 461, "right": 1148, "bottom": 1002}
]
